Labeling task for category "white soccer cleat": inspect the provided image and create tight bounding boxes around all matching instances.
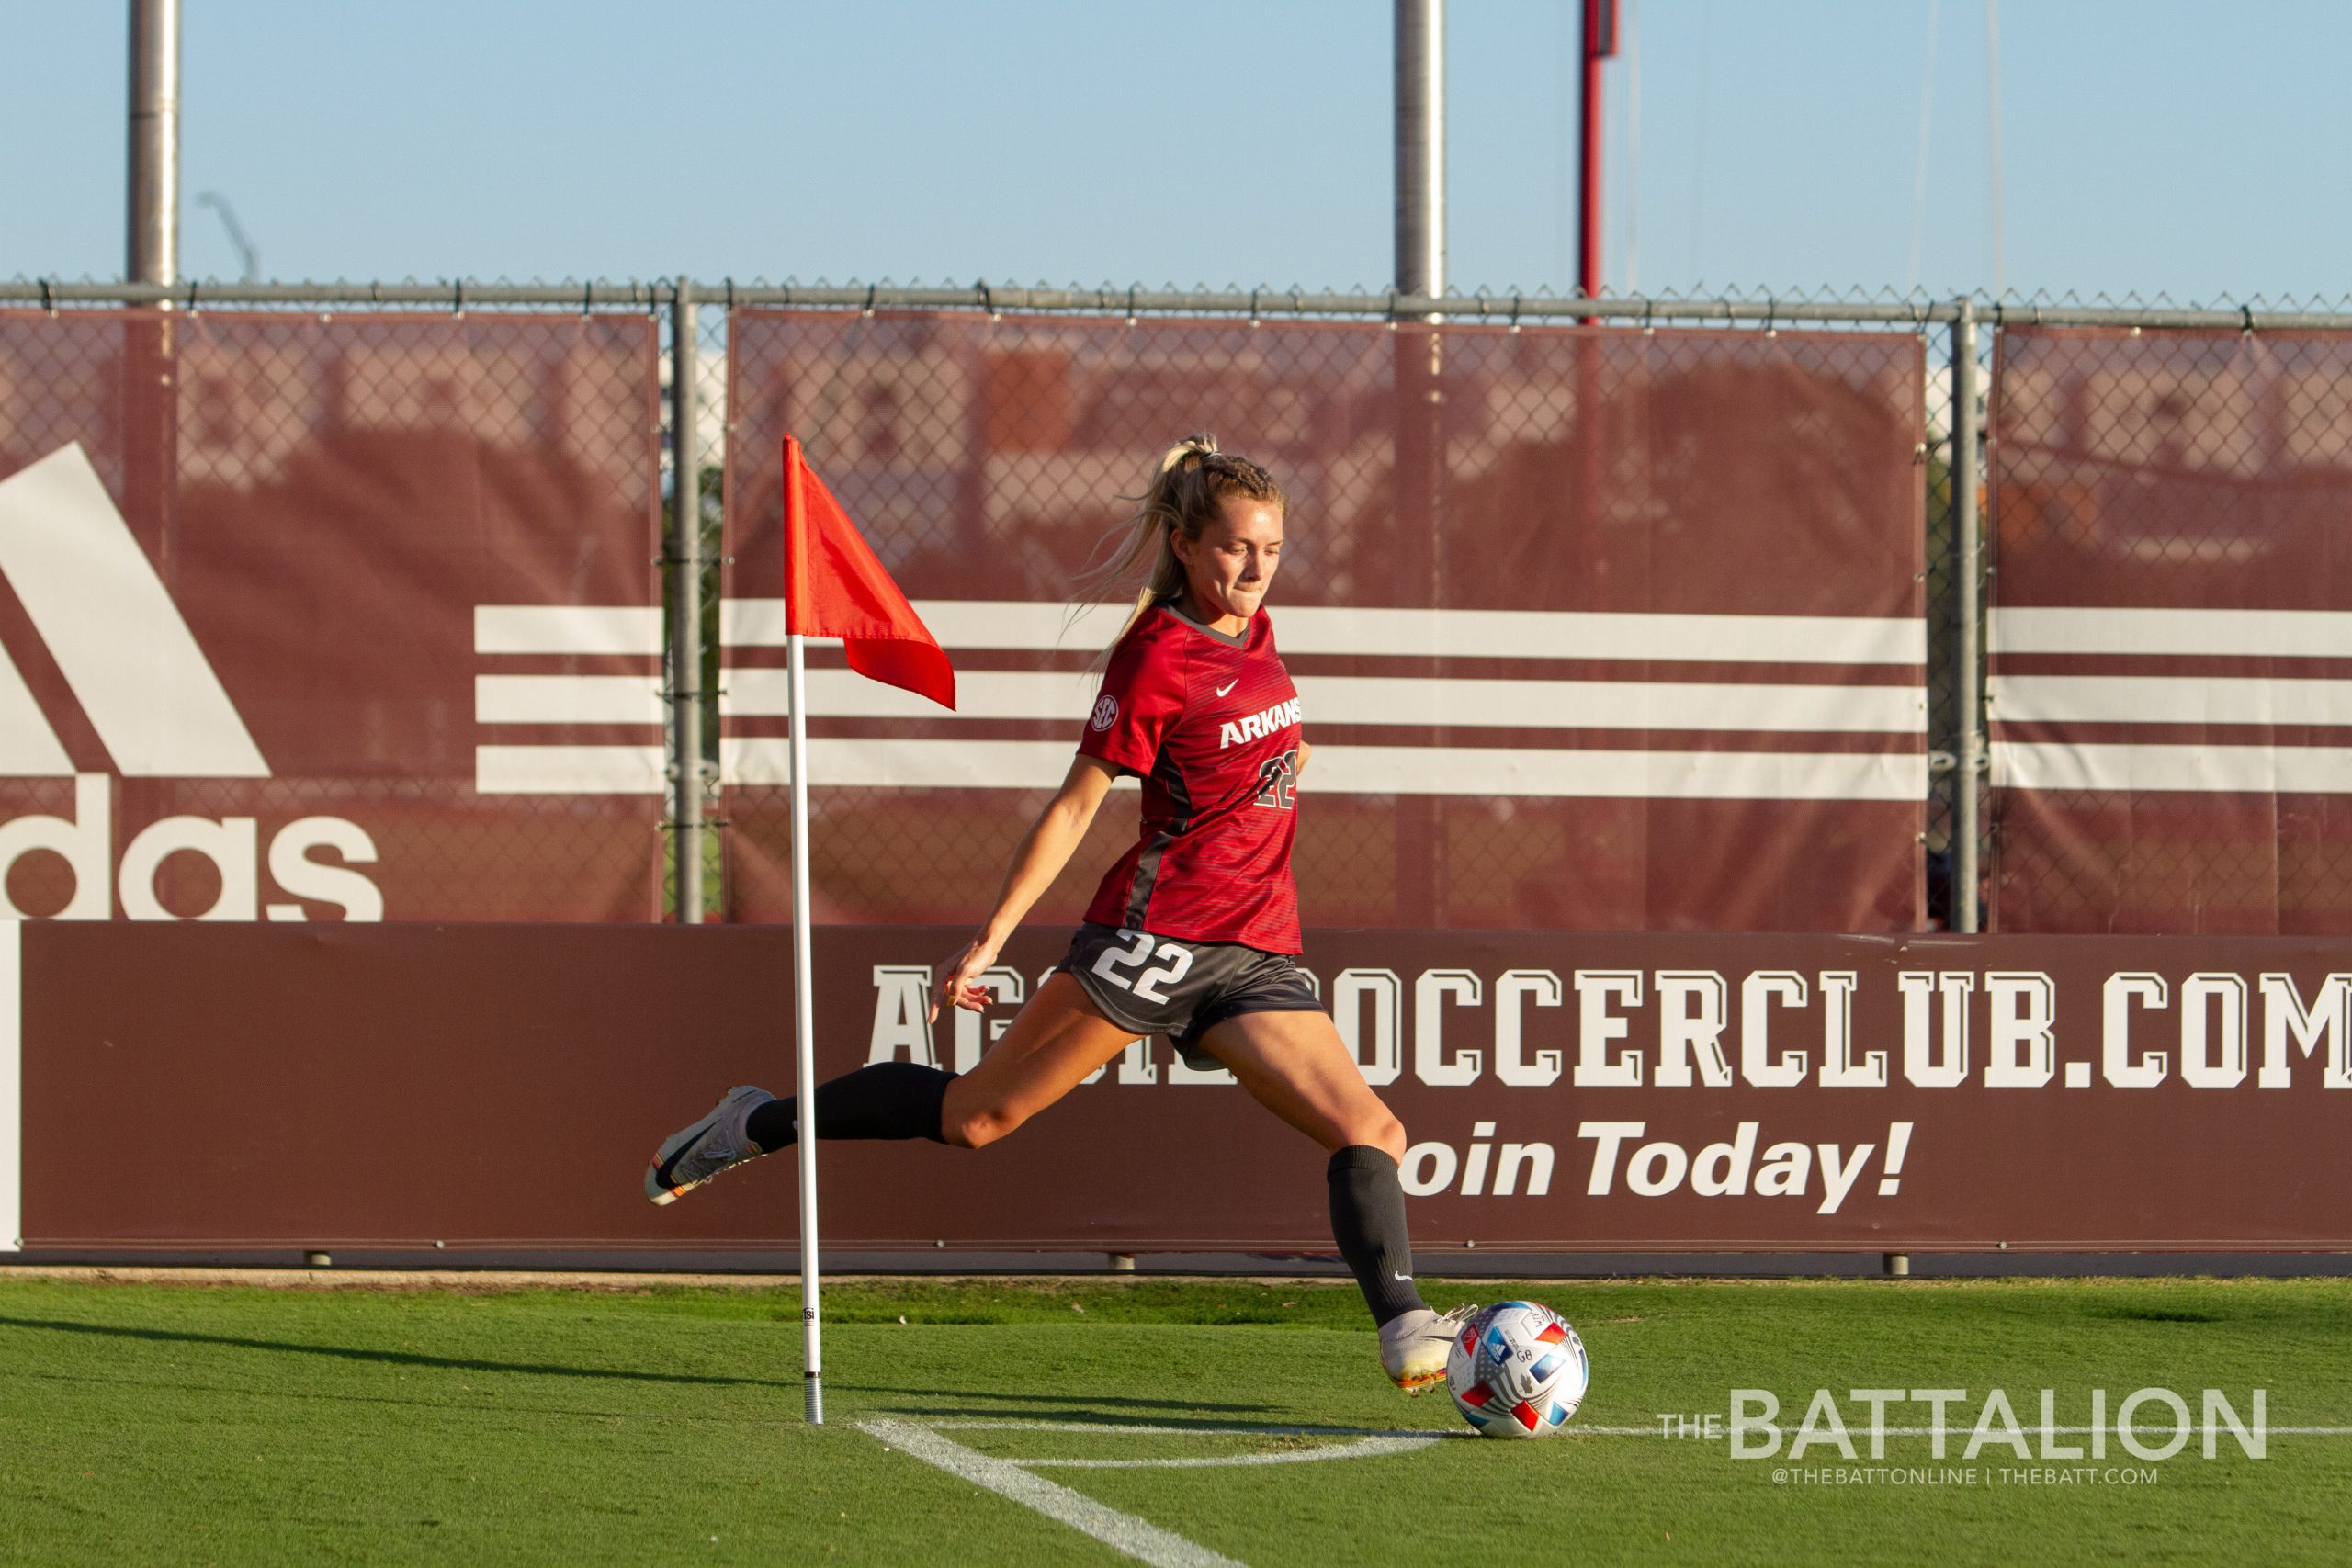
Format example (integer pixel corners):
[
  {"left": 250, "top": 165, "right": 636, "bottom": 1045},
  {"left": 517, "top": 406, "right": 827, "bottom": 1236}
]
[
  {"left": 1380, "top": 1303, "right": 1478, "bottom": 1393},
  {"left": 644, "top": 1085, "right": 775, "bottom": 1206}
]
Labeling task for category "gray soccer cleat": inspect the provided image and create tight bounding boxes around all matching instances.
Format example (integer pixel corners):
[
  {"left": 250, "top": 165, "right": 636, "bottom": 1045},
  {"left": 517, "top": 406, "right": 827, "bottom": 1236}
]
[
  {"left": 644, "top": 1085, "right": 775, "bottom": 1206},
  {"left": 1379, "top": 1303, "right": 1479, "bottom": 1393}
]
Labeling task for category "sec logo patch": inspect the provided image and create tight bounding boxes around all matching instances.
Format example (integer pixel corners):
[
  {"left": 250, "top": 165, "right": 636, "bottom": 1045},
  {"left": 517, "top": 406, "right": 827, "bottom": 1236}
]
[{"left": 1090, "top": 696, "right": 1119, "bottom": 731}]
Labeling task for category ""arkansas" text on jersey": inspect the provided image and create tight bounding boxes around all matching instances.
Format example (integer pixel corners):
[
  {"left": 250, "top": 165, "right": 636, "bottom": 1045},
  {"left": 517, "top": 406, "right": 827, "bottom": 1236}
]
[{"left": 1220, "top": 696, "right": 1302, "bottom": 750}]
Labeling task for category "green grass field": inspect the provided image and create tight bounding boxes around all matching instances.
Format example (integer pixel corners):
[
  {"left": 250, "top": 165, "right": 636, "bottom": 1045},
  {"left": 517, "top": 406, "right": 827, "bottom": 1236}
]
[{"left": 1, "top": 1272, "right": 2346, "bottom": 1565}]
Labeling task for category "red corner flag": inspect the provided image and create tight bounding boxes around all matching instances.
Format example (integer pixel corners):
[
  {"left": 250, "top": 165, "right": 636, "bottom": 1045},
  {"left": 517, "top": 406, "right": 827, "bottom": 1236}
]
[{"left": 782, "top": 436, "right": 956, "bottom": 710}]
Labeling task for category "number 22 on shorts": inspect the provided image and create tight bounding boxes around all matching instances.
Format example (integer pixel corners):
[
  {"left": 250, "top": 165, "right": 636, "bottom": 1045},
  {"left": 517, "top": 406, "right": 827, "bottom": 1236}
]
[{"left": 1091, "top": 930, "right": 1194, "bottom": 1003}]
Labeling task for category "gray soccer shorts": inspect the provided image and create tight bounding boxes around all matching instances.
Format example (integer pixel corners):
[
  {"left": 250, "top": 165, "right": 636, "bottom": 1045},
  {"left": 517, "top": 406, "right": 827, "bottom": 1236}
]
[{"left": 1054, "top": 922, "right": 1323, "bottom": 1070}]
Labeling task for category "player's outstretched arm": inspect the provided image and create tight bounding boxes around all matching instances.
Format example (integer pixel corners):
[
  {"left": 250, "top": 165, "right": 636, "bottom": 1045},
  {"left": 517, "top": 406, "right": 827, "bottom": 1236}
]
[{"left": 931, "top": 754, "right": 1119, "bottom": 1021}]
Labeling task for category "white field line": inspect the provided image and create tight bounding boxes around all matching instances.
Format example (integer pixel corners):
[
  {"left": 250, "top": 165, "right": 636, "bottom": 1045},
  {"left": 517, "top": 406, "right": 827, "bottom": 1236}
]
[
  {"left": 918, "top": 1416, "right": 2352, "bottom": 1441},
  {"left": 860, "top": 1418, "right": 1244, "bottom": 1568},
  {"left": 1010, "top": 1436, "right": 1438, "bottom": 1469},
  {"left": 922, "top": 1419, "right": 1470, "bottom": 1437},
  {"left": 866, "top": 1410, "right": 2348, "bottom": 1562}
]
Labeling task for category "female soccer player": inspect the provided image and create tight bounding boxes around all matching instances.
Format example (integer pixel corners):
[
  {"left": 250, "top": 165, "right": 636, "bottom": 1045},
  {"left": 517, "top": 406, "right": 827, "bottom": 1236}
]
[{"left": 644, "top": 434, "right": 1463, "bottom": 1391}]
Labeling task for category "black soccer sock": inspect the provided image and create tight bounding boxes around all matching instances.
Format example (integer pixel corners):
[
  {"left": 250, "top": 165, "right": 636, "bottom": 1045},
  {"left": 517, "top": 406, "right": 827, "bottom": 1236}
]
[
  {"left": 1327, "top": 1145, "right": 1430, "bottom": 1326},
  {"left": 744, "top": 1062, "right": 957, "bottom": 1151}
]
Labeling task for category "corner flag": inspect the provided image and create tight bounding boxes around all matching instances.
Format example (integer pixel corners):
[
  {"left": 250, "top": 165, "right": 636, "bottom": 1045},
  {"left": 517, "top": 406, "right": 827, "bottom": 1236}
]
[
  {"left": 783, "top": 435, "right": 956, "bottom": 710},
  {"left": 778, "top": 437, "right": 956, "bottom": 1425}
]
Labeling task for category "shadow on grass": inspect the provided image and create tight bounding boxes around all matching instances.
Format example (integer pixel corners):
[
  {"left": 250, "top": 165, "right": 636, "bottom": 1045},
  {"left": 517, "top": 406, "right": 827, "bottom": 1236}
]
[
  {"left": 865, "top": 1405, "right": 1444, "bottom": 1438},
  {"left": 839, "top": 1382, "right": 1277, "bottom": 1416},
  {"left": 0, "top": 1314, "right": 790, "bottom": 1390}
]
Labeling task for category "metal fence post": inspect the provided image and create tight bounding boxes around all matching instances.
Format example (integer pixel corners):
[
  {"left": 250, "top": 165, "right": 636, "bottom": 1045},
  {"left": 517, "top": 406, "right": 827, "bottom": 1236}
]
[
  {"left": 669, "top": 280, "right": 706, "bottom": 923},
  {"left": 1395, "top": 0, "right": 1444, "bottom": 296},
  {"left": 128, "top": 0, "right": 180, "bottom": 287},
  {"left": 1393, "top": 0, "right": 1445, "bottom": 926},
  {"left": 1951, "top": 300, "right": 1983, "bottom": 933}
]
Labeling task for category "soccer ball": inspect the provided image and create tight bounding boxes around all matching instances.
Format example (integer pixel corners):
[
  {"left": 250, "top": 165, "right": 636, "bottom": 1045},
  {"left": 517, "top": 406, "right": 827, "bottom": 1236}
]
[{"left": 1445, "top": 1301, "right": 1589, "bottom": 1438}]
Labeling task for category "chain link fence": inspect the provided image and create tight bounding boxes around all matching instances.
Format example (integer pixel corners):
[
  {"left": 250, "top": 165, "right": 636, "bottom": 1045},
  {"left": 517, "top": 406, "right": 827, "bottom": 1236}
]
[
  {"left": 0, "top": 295, "right": 665, "bottom": 921},
  {"left": 13, "top": 278, "right": 2352, "bottom": 931},
  {"left": 718, "top": 308, "right": 1926, "bottom": 932},
  {"left": 1987, "top": 321, "right": 2352, "bottom": 931}
]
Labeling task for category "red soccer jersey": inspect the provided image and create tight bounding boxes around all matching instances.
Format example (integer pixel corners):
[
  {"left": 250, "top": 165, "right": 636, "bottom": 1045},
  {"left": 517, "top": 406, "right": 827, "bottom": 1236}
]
[{"left": 1076, "top": 602, "right": 1304, "bottom": 952}]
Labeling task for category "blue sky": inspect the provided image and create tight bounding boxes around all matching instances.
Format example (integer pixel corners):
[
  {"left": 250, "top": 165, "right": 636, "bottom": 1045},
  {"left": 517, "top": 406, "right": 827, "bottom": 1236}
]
[{"left": 5, "top": 1, "right": 2348, "bottom": 302}]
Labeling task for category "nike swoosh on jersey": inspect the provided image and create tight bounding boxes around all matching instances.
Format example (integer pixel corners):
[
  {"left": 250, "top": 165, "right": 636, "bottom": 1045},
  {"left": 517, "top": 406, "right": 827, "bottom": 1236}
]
[{"left": 1216, "top": 680, "right": 1238, "bottom": 696}]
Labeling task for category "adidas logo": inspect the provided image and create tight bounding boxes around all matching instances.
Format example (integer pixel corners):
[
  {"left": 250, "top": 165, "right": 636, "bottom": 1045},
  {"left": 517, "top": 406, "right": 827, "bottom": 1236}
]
[{"left": 0, "top": 444, "right": 380, "bottom": 921}]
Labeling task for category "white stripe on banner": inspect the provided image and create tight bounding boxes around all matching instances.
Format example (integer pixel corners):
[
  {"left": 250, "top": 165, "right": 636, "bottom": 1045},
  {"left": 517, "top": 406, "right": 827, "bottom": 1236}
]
[
  {"left": 722, "top": 598, "right": 1100, "bottom": 651},
  {"left": 722, "top": 669, "right": 1925, "bottom": 734},
  {"left": 1995, "top": 742, "right": 2352, "bottom": 795},
  {"left": 475, "top": 674, "right": 667, "bottom": 726},
  {"left": 474, "top": 605, "right": 663, "bottom": 657},
  {"left": 723, "top": 738, "right": 1925, "bottom": 801},
  {"left": 1317, "top": 745, "right": 1925, "bottom": 801},
  {"left": 720, "top": 668, "right": 1093, "bottom": 720},
  {"left": 0, "top": 920, "right": 18, "bottom": 1252},
  {"left": 1995, "top": 606, "right": 2352, "bottom": 659},
  {"left": 475, "top": 745, "right": 666, "bottom": 795},
  {"left": 721, "top": 598, "right": 1926, "bottom": 665},
  {"left": 0, "top": 643, "right": 72, "bottom": 776},
  {"left": 1993, "top": 674, "right": 2352, "bottom": 728},
  {"left": 0, "top": 445, "right": 268, "bottom": 777}
]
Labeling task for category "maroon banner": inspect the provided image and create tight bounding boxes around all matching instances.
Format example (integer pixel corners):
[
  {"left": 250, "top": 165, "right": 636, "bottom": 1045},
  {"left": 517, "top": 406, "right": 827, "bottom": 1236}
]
[
  {"left": 0, "top": 310, "right": 664, "bottom": 922},
  {"left": 720, "top": 313, "right": 1927, "bottom": 933},
  {"left": 1990, "top": 325, "right": 2352, "bottom": 932},
  {"left": 17, "top": 922, "right": 2347, "bottom": 1251}
]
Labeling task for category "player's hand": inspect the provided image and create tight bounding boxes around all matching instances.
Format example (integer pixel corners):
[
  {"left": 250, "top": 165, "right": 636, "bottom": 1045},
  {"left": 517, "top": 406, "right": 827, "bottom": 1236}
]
[{"left": 929, "top": 938, "right": 1001, "bottom": 1022}]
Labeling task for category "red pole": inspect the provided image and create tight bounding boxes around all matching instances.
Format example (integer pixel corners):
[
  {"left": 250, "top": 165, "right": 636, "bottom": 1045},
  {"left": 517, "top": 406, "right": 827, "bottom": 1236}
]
[
  {"left": 1578, "top": 0, "right": 1618, "bottom": 311},
  {"left": 1574, "top": 0, "right": 1619, "bottom": 604}
]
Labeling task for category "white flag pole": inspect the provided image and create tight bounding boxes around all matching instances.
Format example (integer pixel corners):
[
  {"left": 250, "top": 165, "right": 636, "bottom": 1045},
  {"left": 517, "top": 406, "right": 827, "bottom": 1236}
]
[{"left": 787, "top": 622, "right": 823, "bottom": 1425}]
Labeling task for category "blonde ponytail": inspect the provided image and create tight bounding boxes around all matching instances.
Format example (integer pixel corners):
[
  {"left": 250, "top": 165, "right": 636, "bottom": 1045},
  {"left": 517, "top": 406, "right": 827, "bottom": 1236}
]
[{"left": 1072, "top": 433, "right": 1286, "bottom": 666}]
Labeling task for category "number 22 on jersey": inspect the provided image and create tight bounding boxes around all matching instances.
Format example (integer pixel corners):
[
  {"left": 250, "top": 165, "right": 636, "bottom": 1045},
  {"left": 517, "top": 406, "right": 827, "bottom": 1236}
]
[
  {"left": 1254, "top": 747, "right": 1299, "bottom": 810},
  {"left": 1091, "top": 930, "right": 1194, "bottom": 1003}
]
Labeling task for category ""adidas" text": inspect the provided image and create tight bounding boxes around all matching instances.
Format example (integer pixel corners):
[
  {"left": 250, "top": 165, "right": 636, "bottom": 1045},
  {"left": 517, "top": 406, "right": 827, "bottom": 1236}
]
[{"left": 0, "top": 776, "right": 383, "bottom": 921}]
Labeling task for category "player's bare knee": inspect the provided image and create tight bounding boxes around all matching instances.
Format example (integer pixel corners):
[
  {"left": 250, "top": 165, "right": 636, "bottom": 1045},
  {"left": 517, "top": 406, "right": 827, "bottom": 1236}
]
[{"left": 1357, "top": 1112, "right": 1408, "bottom": 1164}]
